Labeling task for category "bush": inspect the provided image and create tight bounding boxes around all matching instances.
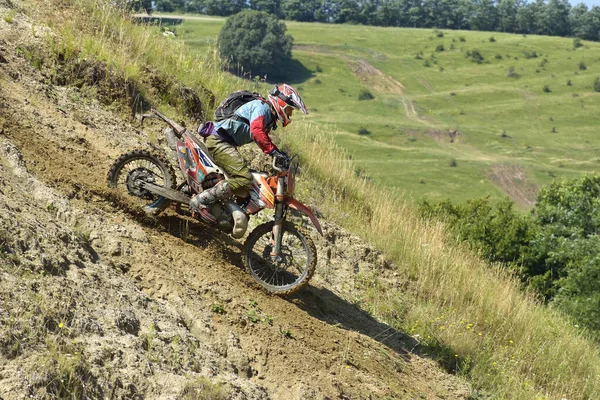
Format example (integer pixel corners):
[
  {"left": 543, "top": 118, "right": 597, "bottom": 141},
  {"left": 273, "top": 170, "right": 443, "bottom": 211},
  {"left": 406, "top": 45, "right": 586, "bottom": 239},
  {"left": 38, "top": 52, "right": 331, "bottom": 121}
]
[
  {"left": 542, "top": 85, "right": 551, "bottom": 93},
  {"left": 522, "top": 50, "right": 538, "bottom": 59},
  {"left": 421, "top": 175, "right": 600, "bottom": 335},
  {"left": 459, "top": 36, "right": 466, "bottom": 42},
  {"left": 358, "top": 127, "right": 371, "bottom": 135},
  {"left": 436, "top": 31, "right": 444, "bottom": 38},
  {"left": 573, "top": 38, "right": 583, "bottom": 49},
  {"left": 567, "top": 79, "right": 572, "bottom": 86},
  {"left": 218, "top": 10, "right": 293, "bottom": 77},
  {"left": 449, "top": 158, "right": 457, "bottom": 167},
  {"left": 435, "top": 44, "right": 444, "bottom": 52},
  {"left": 466, "top": 49, "right": 485, "bottom": 64},
  {"left": 579, "top": 61, "right": 587, "bottom": 70},
  {"left": 419, "top": 197, "right": 534, "bottom": 267},
  {"left": 358, "top": 89, "right": 374, "bottom": 100},
  {"left": 489, "top": 36, "right": 496, "bottom": 42},
  {"left": 594, "top": 77, "right": 600, "bottom": 92}
]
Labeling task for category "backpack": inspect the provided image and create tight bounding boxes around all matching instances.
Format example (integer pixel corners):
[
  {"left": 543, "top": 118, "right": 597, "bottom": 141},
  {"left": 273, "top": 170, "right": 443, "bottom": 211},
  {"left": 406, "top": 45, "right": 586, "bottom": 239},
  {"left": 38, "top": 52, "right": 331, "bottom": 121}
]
[{"left": 213, "top": 90, "right": 265, "bottom": 123}]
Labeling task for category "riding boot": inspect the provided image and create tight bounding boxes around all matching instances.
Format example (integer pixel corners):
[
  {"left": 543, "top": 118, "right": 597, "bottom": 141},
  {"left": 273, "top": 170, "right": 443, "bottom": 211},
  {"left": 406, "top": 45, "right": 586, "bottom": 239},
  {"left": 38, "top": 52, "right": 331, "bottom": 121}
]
[{"left": 190, "top": 180, "right": 234, "bottom": 224}]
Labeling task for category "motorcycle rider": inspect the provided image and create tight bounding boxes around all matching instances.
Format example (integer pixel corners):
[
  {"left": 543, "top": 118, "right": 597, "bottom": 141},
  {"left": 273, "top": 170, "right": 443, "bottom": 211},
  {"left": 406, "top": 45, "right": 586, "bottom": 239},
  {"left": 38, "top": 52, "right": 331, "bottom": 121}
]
[{"left": 190, "top": 83, "right": 308, "bottom": 224}]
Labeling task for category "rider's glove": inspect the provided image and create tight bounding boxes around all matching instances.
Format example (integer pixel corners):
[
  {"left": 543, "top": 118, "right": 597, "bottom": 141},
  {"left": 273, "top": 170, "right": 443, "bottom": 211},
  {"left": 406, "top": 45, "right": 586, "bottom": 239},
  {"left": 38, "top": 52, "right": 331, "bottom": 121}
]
[{"left": 270, "top": 149, "right": 290, "bottom": 169}]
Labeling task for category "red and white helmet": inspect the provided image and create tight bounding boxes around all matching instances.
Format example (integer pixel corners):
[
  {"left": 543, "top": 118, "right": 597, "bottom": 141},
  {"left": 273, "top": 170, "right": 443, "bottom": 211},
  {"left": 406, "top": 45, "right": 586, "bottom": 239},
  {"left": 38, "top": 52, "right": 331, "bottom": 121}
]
[{"left": 268, "top": 84, "right": 308, "bottom": 127}]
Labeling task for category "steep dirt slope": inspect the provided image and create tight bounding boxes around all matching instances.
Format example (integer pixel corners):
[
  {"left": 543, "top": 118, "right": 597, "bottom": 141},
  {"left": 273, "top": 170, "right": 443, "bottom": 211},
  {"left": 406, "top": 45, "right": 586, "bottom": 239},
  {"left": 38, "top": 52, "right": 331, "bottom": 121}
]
[{"left": 0, "top": 5, "right": 471, "bottom": 399}]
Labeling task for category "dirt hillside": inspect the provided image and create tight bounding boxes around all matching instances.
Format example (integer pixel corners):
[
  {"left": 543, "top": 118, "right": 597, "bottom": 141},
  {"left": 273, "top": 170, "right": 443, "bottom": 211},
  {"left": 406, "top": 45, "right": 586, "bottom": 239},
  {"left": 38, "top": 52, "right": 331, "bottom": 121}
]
[{"left": 0, "top": 2, "right": 471, "bottom": 398}]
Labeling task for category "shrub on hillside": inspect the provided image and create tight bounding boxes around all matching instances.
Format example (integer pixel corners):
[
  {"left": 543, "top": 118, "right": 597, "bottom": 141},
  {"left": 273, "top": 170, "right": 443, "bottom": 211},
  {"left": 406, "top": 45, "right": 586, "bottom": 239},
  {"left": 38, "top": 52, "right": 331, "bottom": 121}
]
[
  {"left": 573, "top": 38, "right": 583, "bottom": 49},
  {"left": 466, "top": 49, "right": 485, "bottom": 64},
  {"left": 522, "top": 50, "right": 538, "bottom": 59},
  {"left": 421, "top": 175, "right": 600, "bottom": 335},
  {"left": 435, "top": 44, "right": 445, "bottom": 52},
  {"left": 217, "top": 10, "right": 293, "bottom": 77},
  {"left": 358, "top": 127, "right": 371, "bottom": 135},
  {"left": 358, "top": 89, "right": 374, "bottom": 100},
  {"left": 579, "top": 61, "right": 587, "bottom": 70},
  {"left": 419, "top": 197, "right": 534, "bottom": 267},
  {"left": 542, "top": 85, "right": 551, "bottom": 93},
  {"left": 594, "top": 77, "right": 600, "bottom": 92},
  {"left": 489, "top": 36, "right": 496, "bottom": 42}
]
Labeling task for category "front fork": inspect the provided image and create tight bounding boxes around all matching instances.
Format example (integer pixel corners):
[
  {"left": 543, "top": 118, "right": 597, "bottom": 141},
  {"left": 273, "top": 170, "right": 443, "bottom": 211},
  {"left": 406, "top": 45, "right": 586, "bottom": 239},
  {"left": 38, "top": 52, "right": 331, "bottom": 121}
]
[{"left": 271, "top": 176, "right": 286, "bottom": 259}]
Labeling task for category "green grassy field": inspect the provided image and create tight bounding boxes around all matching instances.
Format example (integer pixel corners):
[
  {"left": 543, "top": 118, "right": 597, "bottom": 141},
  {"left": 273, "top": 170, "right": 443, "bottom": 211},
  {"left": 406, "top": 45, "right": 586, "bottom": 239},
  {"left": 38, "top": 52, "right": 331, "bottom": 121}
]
[{"left": 161, "top": 15, "right": 600, "bottom": 207}]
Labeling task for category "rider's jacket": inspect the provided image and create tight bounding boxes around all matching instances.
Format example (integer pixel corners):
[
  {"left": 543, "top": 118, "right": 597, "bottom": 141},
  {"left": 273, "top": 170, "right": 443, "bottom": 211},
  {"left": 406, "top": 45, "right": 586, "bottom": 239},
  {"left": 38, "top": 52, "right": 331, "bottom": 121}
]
[{"left": 214, "top": 100, "right": 278, "bottom": 154}]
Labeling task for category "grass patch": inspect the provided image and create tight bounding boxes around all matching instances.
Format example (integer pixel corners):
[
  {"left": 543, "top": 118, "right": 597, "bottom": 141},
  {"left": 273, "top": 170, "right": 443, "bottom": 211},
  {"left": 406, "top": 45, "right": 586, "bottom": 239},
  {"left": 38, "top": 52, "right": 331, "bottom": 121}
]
[
  {"left": 180, "top": 377, "right": 227, "bottom": 400},
  {"left": 3, "top": 9, "right": 15, "bottom": 23}
]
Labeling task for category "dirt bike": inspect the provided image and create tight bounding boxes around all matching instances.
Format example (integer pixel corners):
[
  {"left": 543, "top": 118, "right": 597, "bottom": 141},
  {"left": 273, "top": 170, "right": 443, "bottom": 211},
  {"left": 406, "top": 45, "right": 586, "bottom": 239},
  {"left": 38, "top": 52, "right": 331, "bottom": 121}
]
[{"left": 106, "top": 109, "right": 322, "bottom": 295}]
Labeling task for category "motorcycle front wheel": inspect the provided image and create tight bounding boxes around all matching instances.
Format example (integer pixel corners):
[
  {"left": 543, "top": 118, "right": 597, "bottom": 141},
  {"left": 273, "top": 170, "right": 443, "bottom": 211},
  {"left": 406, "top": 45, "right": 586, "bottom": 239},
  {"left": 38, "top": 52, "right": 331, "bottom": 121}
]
[
  {"left": 243, "top": 221, "right": 317, "bottom": 296},
  {"left": 106, "top": 149, "right": 176, "bottom": 214}
]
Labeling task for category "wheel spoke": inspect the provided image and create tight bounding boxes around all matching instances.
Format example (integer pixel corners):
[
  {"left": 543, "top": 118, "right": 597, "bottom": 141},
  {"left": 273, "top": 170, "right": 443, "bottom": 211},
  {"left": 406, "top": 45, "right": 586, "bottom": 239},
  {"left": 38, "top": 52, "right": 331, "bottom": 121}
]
[{"left": 246, "top": 224, "right": 313, "bottom": 292}]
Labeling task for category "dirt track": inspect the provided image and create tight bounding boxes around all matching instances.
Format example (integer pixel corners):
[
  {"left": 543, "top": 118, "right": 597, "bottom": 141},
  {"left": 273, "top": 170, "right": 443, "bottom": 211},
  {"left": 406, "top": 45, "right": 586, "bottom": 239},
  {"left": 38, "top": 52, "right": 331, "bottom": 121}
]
[{"left": 0, "top": 5, "right": 471, "bottom": 398}]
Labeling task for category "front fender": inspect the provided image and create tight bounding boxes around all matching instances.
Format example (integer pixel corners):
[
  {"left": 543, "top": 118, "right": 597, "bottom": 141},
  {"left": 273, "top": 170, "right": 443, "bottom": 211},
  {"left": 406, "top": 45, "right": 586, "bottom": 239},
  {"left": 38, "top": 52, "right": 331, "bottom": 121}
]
[{"left": 286, "top": 198, "right": 323, "bottom": 236}]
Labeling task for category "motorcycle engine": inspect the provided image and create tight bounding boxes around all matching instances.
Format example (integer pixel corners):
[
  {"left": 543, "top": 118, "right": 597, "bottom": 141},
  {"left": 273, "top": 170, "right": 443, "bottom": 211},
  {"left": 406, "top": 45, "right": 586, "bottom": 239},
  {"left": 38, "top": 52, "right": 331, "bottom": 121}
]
[{"left": 209, "top": 203, "right": 233, "bottom": 232}]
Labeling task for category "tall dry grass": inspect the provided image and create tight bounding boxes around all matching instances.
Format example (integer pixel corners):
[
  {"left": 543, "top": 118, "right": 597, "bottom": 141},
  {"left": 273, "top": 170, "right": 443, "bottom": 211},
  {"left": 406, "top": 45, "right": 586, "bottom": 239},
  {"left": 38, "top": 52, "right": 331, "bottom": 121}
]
[
  {"left": 40, "top": 0, "right": 243, "bottom": 116},
  {"left": 281, "top": 123, "right": 600, "bottom": 399}
]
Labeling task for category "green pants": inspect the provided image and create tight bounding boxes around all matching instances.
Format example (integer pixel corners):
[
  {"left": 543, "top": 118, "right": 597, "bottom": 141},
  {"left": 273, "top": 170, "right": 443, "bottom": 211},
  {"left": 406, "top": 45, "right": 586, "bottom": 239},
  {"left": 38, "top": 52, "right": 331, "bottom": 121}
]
[{"left": 204, "top": 135, "right": 252, "bottom": 198}]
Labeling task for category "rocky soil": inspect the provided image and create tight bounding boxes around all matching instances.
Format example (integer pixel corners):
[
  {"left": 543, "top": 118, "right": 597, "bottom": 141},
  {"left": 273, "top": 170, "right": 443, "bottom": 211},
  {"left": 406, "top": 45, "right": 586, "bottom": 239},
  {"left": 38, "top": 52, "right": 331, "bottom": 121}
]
[{"left": 0, "top": 2, "right": 471, "bottom": 398}]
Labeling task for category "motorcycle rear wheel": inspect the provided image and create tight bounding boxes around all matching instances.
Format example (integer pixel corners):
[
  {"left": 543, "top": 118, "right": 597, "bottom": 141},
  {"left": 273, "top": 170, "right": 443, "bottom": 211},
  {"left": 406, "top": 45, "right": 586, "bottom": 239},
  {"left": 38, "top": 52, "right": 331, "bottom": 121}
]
[
  {"left": 107, "top": 149, "right": 176, "bottom": 214},
  {"left": 243, "top": 221, "right": 317, "bottom": 296}
]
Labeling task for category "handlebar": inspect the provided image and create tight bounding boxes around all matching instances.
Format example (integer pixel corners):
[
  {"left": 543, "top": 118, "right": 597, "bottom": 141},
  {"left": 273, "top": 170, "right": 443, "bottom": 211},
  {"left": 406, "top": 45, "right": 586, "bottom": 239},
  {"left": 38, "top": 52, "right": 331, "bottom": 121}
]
[{"left": 272, "top": 155, "right": 290, "bottom": 172}]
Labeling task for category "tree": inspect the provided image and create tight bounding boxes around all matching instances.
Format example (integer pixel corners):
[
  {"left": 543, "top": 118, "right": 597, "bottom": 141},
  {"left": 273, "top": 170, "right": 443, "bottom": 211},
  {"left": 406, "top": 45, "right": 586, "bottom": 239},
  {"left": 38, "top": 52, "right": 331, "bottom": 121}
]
[
  {"left": 204, "top": 0, "right": 246, "bottom": 16},
  {"left": 544, "top": 0, "right": 571, "bottom": 36},
  {"left": 281, "top": 0, "right": 319, "bottom": 21},
  {"left": 154, "top": 0, "right": 185, "bottom": 12},
  {"left": 529, "top": 175, "right": 600, "bottom": 300},
  {"left": 531, "top": 175, "right": 600, "bottom": 332},
  {"left": 497, "top": 0, "right": 519, "bottom": 32},
  {"left": 131, "top": 0, "right": 153, "bottom": 13},
  {"left": 469, "top": 0, "right": 498, "bottom": 31},
  {"left": 374, "top": 0, "right": 403, "bottom": 27},
  {"left": 334, "top": 0, "right": 363, "bottom": 23},
  {"left": 570, "top": 3, "right": 591, "bottom": 39},
  {"left": 250, "top": 0, "right": 283, "bottom": 17},
  {"left": 218, "top": 10, "right": 293, "bottom": 77},
  {"left": 516, "top": 2, "right": 536, "bottom": 33}
]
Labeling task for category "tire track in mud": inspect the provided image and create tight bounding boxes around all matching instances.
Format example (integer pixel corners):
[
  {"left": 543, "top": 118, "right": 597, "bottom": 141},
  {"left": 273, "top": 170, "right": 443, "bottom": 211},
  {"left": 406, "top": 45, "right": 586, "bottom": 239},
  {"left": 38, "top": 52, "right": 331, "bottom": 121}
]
[{"left": 0, "top": 43, "right": 471, "bottom": 399}]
